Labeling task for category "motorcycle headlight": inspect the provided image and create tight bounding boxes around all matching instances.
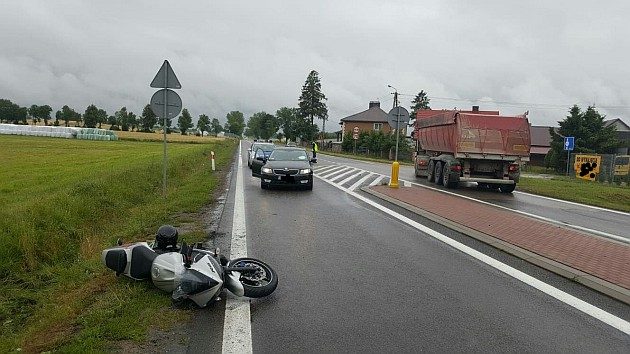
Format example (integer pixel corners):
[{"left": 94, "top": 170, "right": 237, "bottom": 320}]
[
  {"left": 261, "top": 167, "right": 273, "bottom": 174},
  {"left": 299, "top": 168, "right": 312, "bottom": 174}
]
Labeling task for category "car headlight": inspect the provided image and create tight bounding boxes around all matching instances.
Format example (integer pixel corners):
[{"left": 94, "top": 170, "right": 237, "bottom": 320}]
[
  {"left": 261, "top": 167, "right": 273, "bottom": 174},
  {"left": 299, "top": 168, "right": 312, "bottom": 174}
]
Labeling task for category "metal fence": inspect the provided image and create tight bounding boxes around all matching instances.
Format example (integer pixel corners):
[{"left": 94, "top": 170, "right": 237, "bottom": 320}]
[{"left": 570, "top": 153, "right": 630, "bottom": 185}]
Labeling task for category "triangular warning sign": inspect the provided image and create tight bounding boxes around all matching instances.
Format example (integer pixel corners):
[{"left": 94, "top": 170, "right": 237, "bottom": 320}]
[{"left": 150, "top": 60, "right": 181, "bottom": 89}]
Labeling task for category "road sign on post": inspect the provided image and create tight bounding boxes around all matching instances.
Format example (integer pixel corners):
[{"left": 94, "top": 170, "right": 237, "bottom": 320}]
[
  {"left": 388, "top": 107, "right": 410, "bottom": 130},
  {"left": 564, "top": 136, "right": 574, "bottom": 176},
  {"left": 388, "top": 106, "right": 409, "bottom": 164},
  {"left": 353, "top": 126, "right": 359, "bottom": 134},
  {"left": 150, "top": 60, "right": 182, "bottom": 197},
  {"left": 352, "top": 133, "right": 358, "bottom": 140},
  {"left": 151, "top": 60, "right": 182, "bottom": 89},
  {"left": 150, "top": 89, "right": 182, "bottom": 119},
  {"left": 564, "top": 137, "right": 575, "bottom": 151}
]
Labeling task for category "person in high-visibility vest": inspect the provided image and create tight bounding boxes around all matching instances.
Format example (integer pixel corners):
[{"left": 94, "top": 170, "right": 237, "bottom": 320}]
[{"left": 312, "top": 141, "right": 319, "bottom": 159}]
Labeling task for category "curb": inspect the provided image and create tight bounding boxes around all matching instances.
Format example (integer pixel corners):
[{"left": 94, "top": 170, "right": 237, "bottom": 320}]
[{"left": 362, "top": 186, "right": 630, "bottom": 305}]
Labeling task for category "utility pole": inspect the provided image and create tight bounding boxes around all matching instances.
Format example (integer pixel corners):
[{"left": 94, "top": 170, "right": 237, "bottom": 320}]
[{"left": 388, "top": 84, "right": 401, "bottom": 188}]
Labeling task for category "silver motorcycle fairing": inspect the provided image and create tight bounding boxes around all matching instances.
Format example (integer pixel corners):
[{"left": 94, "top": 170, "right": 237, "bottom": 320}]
[
  {"left": 151, "top": 252, "right": 185, "bottom": 292},
  {"left": 179, "top": 254, "right": 224, "bottom": 307},
  {"left": 225, "top": 271, "right": 245, "bottom": 297}
]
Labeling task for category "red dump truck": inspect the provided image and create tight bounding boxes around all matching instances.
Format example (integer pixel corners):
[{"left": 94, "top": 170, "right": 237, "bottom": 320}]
[{"left": 412, "top": 108, "right": 531, "bottom": 193}]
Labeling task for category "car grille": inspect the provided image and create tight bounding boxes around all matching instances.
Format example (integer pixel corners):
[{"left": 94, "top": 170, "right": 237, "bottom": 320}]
[{"left": 273, "top": 169, "right": 299, "bottom": 175}]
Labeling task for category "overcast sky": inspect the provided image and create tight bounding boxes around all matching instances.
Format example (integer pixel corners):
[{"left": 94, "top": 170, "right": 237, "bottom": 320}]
[{"left": 2, "top": 0, "right": 629, "bottom": 128}]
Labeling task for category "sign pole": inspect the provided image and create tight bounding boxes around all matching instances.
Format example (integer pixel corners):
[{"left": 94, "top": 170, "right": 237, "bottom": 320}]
[
  {"left": 566, "top": 150, "right": 570, "bottom": 176},
  {"left": 163, "top": 67, "right": 168, "bottom": 196},
  {"left": 395, "top": 105, "right": 400, "bottom": 162},
  {"left": 150, "top": 60, "right": 182, "bottom": 198}
]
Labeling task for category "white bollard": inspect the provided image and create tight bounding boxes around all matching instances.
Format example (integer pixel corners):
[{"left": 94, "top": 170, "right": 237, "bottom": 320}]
[{"left": 211, "top": 151, "right": 216, "bottom": 171}]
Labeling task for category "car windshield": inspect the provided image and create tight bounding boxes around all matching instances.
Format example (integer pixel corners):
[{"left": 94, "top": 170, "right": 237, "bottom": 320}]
[
  {"left": 268, "top": 149, "right": 308, "bottom": 161},
  {"left": 256, "top": 143, "right": 275, "bottom": 151}
]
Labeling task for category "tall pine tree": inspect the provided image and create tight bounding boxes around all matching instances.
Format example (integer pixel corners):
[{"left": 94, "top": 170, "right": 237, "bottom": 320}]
[
  {"left": 298, "top": 70, "right": 328, "bottom": 141},
  {"left": 410, "top": 90, "right": 431, "bottom": 119},
  {"left": 178, "top": 108, "right": 193, "bottom": 135},
  {"left": 546, "top": 105, "right": 619, "bottom": 171}
]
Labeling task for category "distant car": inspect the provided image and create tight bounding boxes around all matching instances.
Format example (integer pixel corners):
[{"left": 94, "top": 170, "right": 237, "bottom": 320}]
[
  {"left": 251, "top": 147, "right": 315, "bottom": 190},
  {"left": 247, "top": 142, "right": 275, "bottom": 168}
]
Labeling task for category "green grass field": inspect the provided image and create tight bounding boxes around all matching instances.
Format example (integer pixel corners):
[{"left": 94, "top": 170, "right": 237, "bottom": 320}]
[
  {"left": 518, "top": 176, "right": 630, "bottom": 212},
  {"left": 0, "top": 135, "right": 237, "bottom": 352}
]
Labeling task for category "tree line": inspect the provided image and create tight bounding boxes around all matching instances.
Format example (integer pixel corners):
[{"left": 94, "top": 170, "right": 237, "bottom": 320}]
[
  {"left": 0, "top": 98, "right": 227, "bottom": 136},
  {"left": 546, "top": 105, "right": 621, "bottom": 171},
  {"left": 223, "top": 70, "right": 329, "bottom": 142}
]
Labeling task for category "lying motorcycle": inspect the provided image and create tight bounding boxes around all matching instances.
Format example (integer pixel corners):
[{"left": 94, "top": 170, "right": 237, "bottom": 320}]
[{"left": 101, "top": 225, "right": 278, "bottom": 307}]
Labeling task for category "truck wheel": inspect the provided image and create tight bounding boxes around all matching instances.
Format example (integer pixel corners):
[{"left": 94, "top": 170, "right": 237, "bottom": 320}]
[
  {"left": 427, "top": 160, "right": 435, "bottom": 182},
  {"left": 435, "top": 162, "right": 443, "bottom": 185},
  {"left": 442, "top": 163, "right": 457, "bottom": 188},
  {"left": 499, "top": 184, "right": 516, "bottom": 193}
]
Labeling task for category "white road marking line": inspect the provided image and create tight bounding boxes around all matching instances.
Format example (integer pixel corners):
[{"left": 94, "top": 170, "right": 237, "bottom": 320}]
[
  {"left": 316, "top": 165, "right": 345, "bottom": 176},
  {"left": 320, "top": 166, "right": 350, "bottom": 179},
  {"left": 399, "top": 178, "right": 629, "bottom": 244},
  {"left": 314, "top": 165, "right": 337, "bottom": 173},
  {"left": 338, "top": 171, "right": 364, "bottom": 186},
  {"left": 222, "top": 142, "right": 252, "bottom": 354},
  {"left": 514, "top": 190, "right": 630, "bottom": 216},
  {"left": 349, "top": 173, "right": 375, "bottom": 191},
  {"left": 323, "top": 161, "right": 627, "bottom": 243},
  {"left": 314, "top": 174, "right": 630, "bottom": 336},
  {"left": 369, "top": 175, "right": 385, "bottom": 186},
  {"left": 330, "top": 168, "right": 358, "bottom": 182},
  {"left": 403, "top": 180, "right": 411, "bottom": 187}
]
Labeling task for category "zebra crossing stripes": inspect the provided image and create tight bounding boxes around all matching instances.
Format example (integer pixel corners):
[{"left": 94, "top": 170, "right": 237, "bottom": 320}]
[
  {"left": 330, "top": 168, "right": 358, "bottom": 182},
  {"left": 315, "top": 164, "right": 392, "bottom": 191},
  {"left": 319, "top": 166, "right": 348, "bottom": 178},
  {"left": 369, "top": 175, "right": 385, "bottom": 186},
  {"left": 314, "top": 165, "right": 338, "bottom": 173},
  {"left": 338, "top": 171, "right": 365, "bottom": 186},
  {"left": 348, "top": 173, "right": 375, "bottom": 191}
]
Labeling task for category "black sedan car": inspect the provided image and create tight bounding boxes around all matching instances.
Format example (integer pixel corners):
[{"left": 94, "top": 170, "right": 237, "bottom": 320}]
[{"left": 251, "top": 147, "right": 315, "bottom": 190}]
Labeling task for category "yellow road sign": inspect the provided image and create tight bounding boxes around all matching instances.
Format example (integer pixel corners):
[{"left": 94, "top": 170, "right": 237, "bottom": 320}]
[
  {"left": 574, "top": 154, "right": 601, "bottom": 181},
  {"left": 614, "top": 155, "right": 630, "bottom": 176}
]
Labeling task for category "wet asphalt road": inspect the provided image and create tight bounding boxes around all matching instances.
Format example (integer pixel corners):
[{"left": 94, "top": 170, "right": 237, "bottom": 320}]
[
  {"left": 316, "top": 154, "right": 630, "bottom": 241},
  {"left": 191, "top": 142, "right": 630, "bottom": 353}
]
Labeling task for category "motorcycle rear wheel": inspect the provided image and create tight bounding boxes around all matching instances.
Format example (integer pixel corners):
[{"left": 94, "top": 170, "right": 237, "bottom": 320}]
[{"left": 228, "top": 258, "right": 278, "bottom": 298}]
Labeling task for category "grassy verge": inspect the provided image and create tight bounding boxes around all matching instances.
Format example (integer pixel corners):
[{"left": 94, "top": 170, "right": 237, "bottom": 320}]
[
  {"left": 518, "top": 176, "right": 630, "bottom": 212},
  {"left": 0, "top": 135, "right": 237, "bottom": 352}
]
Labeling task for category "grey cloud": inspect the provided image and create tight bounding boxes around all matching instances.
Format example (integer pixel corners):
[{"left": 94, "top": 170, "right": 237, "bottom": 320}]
[{"left": 1, "top": 0, "right": 629, "bottom": 127}]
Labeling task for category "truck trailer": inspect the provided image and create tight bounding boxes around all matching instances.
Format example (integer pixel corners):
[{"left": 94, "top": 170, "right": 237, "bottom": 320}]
[{"left": 412, "top": 108, "right": 531, "bottom": 193}]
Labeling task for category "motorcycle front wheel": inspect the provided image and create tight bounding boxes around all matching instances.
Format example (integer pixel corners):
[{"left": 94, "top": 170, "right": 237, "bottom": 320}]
[{"left": 228, "top": 258, "right": 278, "bottom": 298}]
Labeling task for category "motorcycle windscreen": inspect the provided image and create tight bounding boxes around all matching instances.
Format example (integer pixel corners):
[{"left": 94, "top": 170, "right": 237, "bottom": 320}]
[{"left": 173, "top": 269, "right": 220, "bottom": 299}]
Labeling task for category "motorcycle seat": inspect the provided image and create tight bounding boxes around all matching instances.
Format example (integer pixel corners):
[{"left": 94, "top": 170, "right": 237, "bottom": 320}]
[
  {"left": 129, "top": 245, "right": 157, "bottom": 280},
  {"left": 104, "top": 249, "right": 127, "bottom": 275}
]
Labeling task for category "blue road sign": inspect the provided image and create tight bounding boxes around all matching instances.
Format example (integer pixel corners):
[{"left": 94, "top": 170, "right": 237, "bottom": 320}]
[{"left": 564, "top": 136, "right": 575, "bottom": 151}]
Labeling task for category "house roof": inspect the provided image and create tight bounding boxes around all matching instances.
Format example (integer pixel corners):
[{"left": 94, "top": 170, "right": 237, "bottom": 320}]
[
  {"left": 530, "top": 126, "right": 553, "bottom": 147},
  {"left": 340, "top": 105, "right": 390, "bottom": 123},
  {"left": 604, "top": 118, "right": 630, "bottom": 131}
]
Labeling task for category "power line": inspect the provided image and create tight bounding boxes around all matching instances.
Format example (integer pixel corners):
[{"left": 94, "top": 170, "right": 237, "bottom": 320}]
[{"left": 397, "top": 93, "right": 630, "bottom": 111}]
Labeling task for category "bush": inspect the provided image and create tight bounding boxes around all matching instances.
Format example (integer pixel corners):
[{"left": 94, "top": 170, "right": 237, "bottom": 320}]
[{"left": 342, "top": 130, "right": 412, "bottom": 160}]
